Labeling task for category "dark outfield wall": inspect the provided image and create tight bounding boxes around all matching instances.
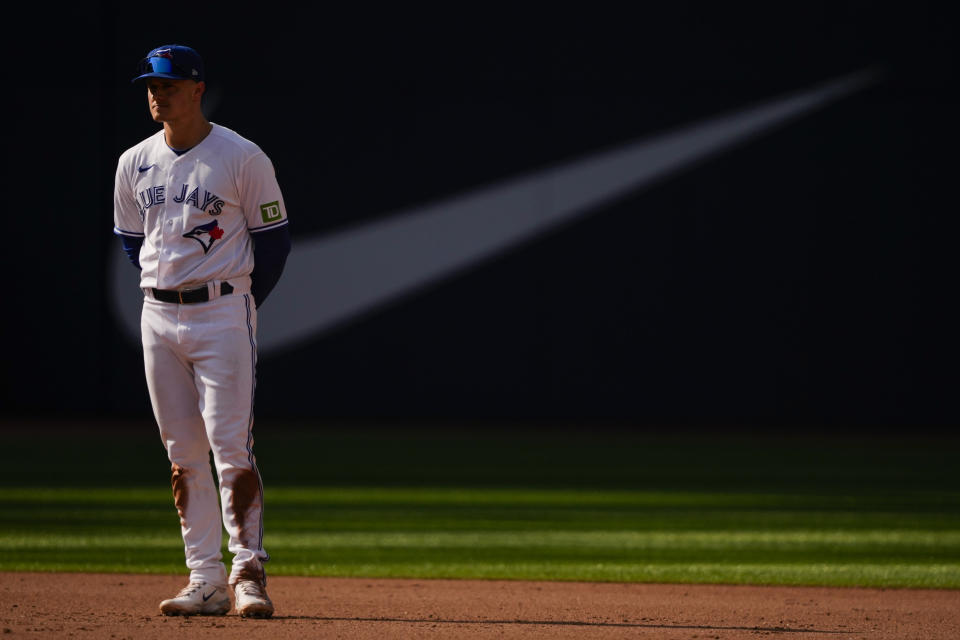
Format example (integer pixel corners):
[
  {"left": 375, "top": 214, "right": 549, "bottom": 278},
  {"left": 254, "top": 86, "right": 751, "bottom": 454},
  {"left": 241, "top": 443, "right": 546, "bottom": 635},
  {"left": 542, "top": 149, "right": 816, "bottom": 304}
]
[{"left": 5, "top": 4, "right": 955, "bottom": 427}]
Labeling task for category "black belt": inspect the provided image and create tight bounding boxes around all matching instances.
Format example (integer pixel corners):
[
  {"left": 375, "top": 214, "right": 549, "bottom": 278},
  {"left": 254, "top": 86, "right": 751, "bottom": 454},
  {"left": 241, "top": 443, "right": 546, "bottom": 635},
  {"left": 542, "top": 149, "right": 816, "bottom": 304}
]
[{"left": 152, "top": 282, "right": 235, "bottom": 304}]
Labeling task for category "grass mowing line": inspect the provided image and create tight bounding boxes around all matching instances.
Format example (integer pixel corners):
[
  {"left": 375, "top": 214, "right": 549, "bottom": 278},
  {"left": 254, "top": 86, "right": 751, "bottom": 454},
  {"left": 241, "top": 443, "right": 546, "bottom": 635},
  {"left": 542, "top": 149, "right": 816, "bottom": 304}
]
[
  {"left": 5, "top": 561, "right": 956, "bottom": 589},
  {"left": 4, "top": 486, "right": 959, "bottom": 508},
  {"left": 3, "top": 529, "right": 960, "bottom": 550},
  {"left": 280, "top": 562, "right": 960, "bottom": 588}
]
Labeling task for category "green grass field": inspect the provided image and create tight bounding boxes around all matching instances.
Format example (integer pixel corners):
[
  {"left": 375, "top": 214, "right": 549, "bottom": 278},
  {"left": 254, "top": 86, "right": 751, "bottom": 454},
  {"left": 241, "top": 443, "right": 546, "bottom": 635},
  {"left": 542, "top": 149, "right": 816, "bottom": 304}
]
[{"left": 1, "top": 422, "right": 958, "bottom": 589}]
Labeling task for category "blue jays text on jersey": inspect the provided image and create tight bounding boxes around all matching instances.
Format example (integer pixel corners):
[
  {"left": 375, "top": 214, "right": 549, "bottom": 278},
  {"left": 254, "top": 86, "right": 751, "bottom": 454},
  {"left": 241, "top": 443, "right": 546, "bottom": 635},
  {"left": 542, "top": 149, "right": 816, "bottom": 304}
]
[{"left": 137, "top": 183, "right": 226, "bottom": 218}]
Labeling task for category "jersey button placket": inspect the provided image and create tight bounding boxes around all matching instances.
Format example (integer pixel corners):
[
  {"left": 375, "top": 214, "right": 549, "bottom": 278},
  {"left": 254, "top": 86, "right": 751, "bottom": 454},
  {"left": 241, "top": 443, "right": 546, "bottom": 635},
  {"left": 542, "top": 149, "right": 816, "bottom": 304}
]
[
  {"left": 161, "top": 163, "right": 183, "bottom": 287},
  {"left": 152, "top": 165, "right": 171, "bottom": 286},
  {"left": 164, "top": 165, "right": 179, "bottom": 241}
]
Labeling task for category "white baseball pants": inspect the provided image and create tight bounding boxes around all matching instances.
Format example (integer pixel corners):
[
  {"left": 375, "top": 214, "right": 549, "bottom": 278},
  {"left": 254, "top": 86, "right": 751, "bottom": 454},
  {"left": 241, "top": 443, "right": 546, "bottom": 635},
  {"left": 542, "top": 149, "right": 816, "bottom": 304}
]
[{"left": 141, "top": 289, "right": 269, "bottom": 586}]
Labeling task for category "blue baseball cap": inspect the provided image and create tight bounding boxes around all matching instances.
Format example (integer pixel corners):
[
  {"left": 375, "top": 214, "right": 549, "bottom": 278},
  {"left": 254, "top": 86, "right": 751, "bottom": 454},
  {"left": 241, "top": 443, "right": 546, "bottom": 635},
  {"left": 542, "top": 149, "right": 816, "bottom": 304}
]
[{"left": 132, "top": 44, "right": 205, "bottom": 83}]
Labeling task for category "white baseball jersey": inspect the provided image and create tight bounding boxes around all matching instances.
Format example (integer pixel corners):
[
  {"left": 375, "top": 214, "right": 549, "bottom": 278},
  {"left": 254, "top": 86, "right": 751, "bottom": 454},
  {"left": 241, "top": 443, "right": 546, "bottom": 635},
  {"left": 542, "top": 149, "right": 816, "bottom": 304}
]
[{"left": 113, "top": 123, "right": 288, "bottom": 291}]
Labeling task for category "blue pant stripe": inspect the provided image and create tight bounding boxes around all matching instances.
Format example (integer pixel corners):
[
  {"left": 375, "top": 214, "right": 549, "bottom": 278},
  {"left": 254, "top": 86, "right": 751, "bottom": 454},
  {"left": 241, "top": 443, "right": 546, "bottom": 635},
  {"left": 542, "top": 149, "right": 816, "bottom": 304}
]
[{"left": 243, "top": 295, "right": 266, "bottom": 556}]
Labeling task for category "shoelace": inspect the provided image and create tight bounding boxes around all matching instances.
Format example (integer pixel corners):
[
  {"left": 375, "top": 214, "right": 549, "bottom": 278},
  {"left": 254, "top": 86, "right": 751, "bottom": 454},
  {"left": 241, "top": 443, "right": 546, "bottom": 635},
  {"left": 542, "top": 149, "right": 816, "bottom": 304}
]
[
  {"left": 176, "top": 582, "right": 207, "bottom": 598},
  {"left": 235, "top": 581, "right": 267, "bottom": 599}
]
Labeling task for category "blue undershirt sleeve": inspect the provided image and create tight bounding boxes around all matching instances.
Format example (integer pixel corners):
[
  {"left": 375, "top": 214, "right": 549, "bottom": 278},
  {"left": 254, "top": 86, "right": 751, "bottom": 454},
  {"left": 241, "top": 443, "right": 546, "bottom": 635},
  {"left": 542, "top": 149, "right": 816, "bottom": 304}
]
[
  {"left": 250, "top": 225, "right": 292, "bottom": 308},
  {"left": 119, "top": 235, "right": 144, "bottom": 270}
]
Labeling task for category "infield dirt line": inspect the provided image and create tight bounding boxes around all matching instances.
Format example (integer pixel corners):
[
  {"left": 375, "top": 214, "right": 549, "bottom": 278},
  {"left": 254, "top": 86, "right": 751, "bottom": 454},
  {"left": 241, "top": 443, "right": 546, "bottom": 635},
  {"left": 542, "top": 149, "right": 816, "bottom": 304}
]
[{"left": 1, "top": 572, "right": 958, "bottom": 639}]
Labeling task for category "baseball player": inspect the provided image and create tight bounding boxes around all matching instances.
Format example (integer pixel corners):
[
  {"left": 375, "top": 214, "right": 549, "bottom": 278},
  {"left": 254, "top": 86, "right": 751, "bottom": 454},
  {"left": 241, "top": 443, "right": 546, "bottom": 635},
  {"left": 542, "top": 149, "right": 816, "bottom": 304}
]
[{"left": 113, "top": 44, "right": 291, "bottom": 618}]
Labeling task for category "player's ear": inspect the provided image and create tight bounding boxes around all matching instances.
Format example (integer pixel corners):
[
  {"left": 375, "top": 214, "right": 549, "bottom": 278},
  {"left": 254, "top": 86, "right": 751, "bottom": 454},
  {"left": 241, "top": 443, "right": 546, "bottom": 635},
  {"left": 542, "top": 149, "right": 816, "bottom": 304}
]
[{"left": 194, "top": 80, "right": 206, "bottom": 102}]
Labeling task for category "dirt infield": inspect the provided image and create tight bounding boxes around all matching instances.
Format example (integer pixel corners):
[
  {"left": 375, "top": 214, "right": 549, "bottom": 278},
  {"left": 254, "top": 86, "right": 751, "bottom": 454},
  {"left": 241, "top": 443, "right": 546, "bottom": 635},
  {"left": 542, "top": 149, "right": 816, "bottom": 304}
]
[{"left": 1, "top": 573, "right": 958, "bottom": 639}]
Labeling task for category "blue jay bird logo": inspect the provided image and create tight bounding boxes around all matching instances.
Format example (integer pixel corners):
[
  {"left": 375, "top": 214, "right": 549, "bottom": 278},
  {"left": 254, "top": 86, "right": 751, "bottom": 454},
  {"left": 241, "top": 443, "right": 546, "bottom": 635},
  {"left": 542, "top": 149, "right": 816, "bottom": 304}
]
[{"left": 183, "top": 220, "right": 224, "bottom": 254}]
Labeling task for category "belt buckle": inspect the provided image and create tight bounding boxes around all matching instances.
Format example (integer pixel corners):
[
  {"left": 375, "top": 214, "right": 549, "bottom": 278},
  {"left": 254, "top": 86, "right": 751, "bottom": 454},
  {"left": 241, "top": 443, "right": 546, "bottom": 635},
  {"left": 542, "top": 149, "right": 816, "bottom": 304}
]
[{"left": 176, "top": 285, "right": 205, "bottom": 304}]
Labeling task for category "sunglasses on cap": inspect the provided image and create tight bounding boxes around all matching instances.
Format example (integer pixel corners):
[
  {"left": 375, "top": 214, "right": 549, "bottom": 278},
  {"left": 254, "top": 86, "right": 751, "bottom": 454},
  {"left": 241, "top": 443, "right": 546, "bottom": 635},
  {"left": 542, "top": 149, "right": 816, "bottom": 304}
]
[{"left": 135, "top": 50, "right": 199, "bottom": 80}]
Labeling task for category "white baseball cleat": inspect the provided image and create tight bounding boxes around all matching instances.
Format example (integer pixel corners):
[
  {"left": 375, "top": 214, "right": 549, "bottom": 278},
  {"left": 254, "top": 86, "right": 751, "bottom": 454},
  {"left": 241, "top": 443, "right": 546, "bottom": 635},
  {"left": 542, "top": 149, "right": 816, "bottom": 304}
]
[
  {"left": 159, "top": 580, "right": 231, "bottom": 616},
  {"left": 234, "top": 579, "right": 275, "bottom": 618}
]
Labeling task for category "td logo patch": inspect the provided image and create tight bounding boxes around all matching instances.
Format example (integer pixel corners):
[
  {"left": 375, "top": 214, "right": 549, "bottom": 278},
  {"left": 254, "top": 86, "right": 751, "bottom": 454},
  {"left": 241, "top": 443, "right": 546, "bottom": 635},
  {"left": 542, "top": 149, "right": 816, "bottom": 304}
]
[{"left": 260, "top": 201, "right": 282, "bottom": 223}]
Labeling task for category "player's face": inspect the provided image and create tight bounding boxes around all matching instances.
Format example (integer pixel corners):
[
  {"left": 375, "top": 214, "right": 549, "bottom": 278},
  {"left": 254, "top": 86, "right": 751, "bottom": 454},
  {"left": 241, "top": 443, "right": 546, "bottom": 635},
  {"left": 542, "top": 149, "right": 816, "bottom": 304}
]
[{"left": 145, "top": 78, "right": 204, "bottom": 123}]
